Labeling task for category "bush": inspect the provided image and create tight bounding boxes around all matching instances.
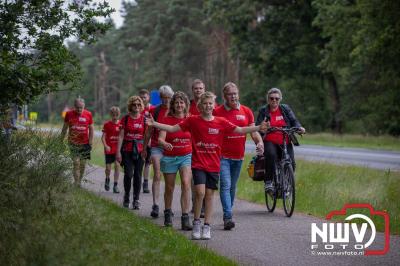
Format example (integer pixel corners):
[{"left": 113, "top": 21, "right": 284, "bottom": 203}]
[{"left": 0, "top": 130, "right": 72, "bottom": 265}]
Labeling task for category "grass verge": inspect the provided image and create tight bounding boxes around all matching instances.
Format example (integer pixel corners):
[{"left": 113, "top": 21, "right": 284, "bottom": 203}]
[
  {"left": 22, "top": 188, "right": 235, "bottom": 265},
  {"left": 236, "top": 155, "right": 400, "bottom": 234}
]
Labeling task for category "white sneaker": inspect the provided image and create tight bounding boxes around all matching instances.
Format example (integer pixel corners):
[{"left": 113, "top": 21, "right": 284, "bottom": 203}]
[
  {"left": 201, "top": 224, "right": 211, "bottom": 240},
  {"left": 192, "top": 220, "right": 201, "bottom": 240}
]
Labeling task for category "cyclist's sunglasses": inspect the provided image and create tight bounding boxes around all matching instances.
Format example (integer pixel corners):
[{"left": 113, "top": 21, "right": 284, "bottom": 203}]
[{"left": 269, "top": 97, "right": 280, "bottom": 101}]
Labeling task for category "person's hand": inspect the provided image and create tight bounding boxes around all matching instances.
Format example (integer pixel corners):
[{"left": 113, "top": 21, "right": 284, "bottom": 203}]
[
  {"left": 145, "top": 113, "right": 154, "bottom": 126},
  {"left": 259, "top": 118, "right": 270, "bottom": 132},
  {"left": 116, "top": 151, "right": 122, "bottom": 163},
  {"left": 104, "top": 145, "right": 111, "bottom": 153},
  {"left": 140, "top": 149, "right": 147, "bottom": 160},
  {"left": 298, "top": 127, "right": 306, "bottom": 134},
  {"left": 256, "top": 142, "right": 264, "bottom": 156},
  {"left": 163, "top": 142, "right": 173, "bottom": 151}
]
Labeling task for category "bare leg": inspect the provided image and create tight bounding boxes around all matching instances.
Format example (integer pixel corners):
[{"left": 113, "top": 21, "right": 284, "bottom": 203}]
[
  {"left": 151, "top": 155, "right": 162, "bottom": 205},
  {"left": 105, "top": 164, "right": 112, "bottom": 179},
  {"left": 72, "top": 157, "right": 80, "bottom": 185},
  {"left": 164, "top": 173, "right": 176, "bottom": 210},
  {"left": 79, "top": 159, "right": 86, "bottom": 183},
  {"left": 204, "top": 188, "right": 215, "bottom": 224},
  {"left": 179, "top": 166, "right": 191, "bottom": 214},
  {"left": 113, "top": 162, "right": 120, "bottom": 182},
  {"left": 194, "top": 184, "right": 205, "bottom": 220}
]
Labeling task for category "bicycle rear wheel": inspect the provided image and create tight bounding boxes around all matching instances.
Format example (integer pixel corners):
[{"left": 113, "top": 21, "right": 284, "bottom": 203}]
[
  {"left": 265, "top": 180, "right": 277, "bottom": 212},
  {"left": 282, "top": 164, "right": 295, "bottom": 217}
]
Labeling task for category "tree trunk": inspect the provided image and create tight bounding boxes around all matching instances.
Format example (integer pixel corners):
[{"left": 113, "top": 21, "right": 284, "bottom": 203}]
[{"left": 326, "top": 73, "right": 342, "bottom": 134}]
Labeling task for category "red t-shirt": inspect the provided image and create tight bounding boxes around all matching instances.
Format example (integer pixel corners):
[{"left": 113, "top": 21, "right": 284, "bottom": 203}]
[
  {"left": 179, "top": 115, "right": 237, "bottom": 172},
  {"left": 64, "top": 109, "right": 93, "bottom": 145},
  {"left": 150, "top": 105, "right": 168, "bottom": 148},
  {"left": 143, "top": 104, "right": 155, "bottom": 114},
  {"left": 189, "top": 99, "right": 200, "bottom": 116},
  {"left": 120, "top": 114, "right": 146, "bottom": 152},
  {"left": 162, "top": 116, "right": 192, "bottom": 156},
  {"left": 265, "top": 108, "right": 288, "bottom": 145},
  {"left": 102, "top": 120, "right": 120, "bottom": 155},
  {"left": 214, "top": 104, "right": 255, "bottom": 159}
]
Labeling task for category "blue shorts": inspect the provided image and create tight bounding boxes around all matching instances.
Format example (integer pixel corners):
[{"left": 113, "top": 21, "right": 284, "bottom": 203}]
[
  {"left": 160, "top": 154, "right": 192, "bottom": 173},
  {"left": 151, "top": 147, "right": 164, "bottom": 157}
]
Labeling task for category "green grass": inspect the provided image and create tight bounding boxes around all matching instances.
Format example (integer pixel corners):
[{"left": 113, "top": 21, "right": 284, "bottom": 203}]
[
  {"left": 237, "top": 155, "right": 400, "bottom": 234},
  {"left": 300, "top": 133, "right": 400, "bottom": 151},
  {"left": 32, "top": 188, "right": 235, "bottom": 265}
]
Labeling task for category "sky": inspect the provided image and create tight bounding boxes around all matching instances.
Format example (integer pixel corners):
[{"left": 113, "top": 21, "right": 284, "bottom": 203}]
[{"left": 103, "top": 0, "right": 124, "bottom": 28}]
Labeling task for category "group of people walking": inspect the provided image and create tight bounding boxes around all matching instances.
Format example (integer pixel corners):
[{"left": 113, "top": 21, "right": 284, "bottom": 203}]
[{"left": 60, "top": 79, "right": 305, "bottom": 240}]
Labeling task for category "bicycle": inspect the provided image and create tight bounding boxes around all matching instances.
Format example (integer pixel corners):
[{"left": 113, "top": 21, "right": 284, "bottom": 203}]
[{"left": 264, "top": 127, "right": 302, "bottom": 217}]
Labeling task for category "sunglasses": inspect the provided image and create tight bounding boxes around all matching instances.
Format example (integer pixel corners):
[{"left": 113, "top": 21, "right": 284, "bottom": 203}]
[
  {"left": 132, "top": 103, "right": 141, "bottom": 107},
  {"left": 269, "top": 97, "right": 280, "bottom": 101}
]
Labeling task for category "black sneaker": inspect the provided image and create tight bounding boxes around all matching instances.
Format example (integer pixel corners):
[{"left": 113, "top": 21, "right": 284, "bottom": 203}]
[
  {"left": 132, "top": 200, "right": 140, "bottom": 210},
  {"left": 224, "top": 218, "right": 235, "bottom": 230},
  {"left": 123, "top": 198, "right": 129, "bottom": 208},
  {"left": 164, "top": 209, "right": 173, "bottom": 227},
  {"left": 113, "top": 185, "right": 120, "bottom": 194},
  {"left": 142, "top": 179, "right": 150, "bottom": 193},
  {"left": 104, "top": 178, "right": 110, "bottom": 191},
  {"left": 181, "top": 214, "right": 192, "bottom": 231},
  {"left": 150, "top": 204, "right": 159, "bottom": 218}
]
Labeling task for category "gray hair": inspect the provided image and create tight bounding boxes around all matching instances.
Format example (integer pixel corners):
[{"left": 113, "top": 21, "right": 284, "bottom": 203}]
[
  {"left": 74, "top": 97, "right": 85, "bottom": 106},
  {"left": 267, "top": 88, "right": 282, "bottom": 99},
  {"left": 159, "top": 85, "right": 174, "bottom": 97}
]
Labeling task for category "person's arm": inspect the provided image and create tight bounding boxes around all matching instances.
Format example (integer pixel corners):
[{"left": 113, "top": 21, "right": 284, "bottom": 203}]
[
  {"left": 60, "top": 122, "right": 68, "bottom": 140},
  {"left": 116, "top": 128, "right": 124, "bottom": 162},
  {"left": 234, "top": 119, "right": 268, "bottom": 134},
  {"left": 101, "top": 132, "right": 111, "bottom": 153},
  {"left": 145, "top": 115, "right": 181, "bottom": 133},
  {"left": 88, "top": 124, "right": 94, "bottom": 146},
  {"left": 158, "top": 130, "right": 173, "bottom": 151},
  {"left": 249, "top": 124, "right": 264, "bottom": 155},
  {"left": 143, "top": 126, "right": 153, "bottom": 151}
]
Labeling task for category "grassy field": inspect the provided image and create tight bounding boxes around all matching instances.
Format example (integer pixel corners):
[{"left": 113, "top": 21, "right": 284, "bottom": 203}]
[
  {"left": 236, "top": 155, "right": 400, "bottom": 235},
  {"left": 247, "top": 132, "right": 400, "bottom": 151},
  {"left": 22, "top": 188, "right": 235, "bottom": 265},
  {"left": 300, "top": 133, "right": 400, "bottom": 151}
]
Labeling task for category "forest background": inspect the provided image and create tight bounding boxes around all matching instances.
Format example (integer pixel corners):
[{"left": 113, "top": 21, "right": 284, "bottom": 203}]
[{"left": 31, "top": 0, "right": 400, "bottom": 135}]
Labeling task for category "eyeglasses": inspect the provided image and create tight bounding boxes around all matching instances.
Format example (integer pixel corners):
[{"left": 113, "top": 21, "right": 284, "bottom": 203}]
[
  {"left": 132, "top": 103, "right": 141, "bottom": 107},
  {"left": 269, "top": 97, "right": 280, "bottom": 101}
]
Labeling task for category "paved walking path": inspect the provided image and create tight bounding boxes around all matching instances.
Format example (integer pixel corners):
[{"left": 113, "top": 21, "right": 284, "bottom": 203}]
[{"left": 83, "top": 166, "right": 400, "bottom": 266}]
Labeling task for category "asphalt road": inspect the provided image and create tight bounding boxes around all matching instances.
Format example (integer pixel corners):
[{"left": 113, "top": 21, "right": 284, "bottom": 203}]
[
  {"left": 84, "top": 166, "right": 400, "bottom": 266},
  {"left": 245, "top": 142, "right": 400, "bottom": 171}
]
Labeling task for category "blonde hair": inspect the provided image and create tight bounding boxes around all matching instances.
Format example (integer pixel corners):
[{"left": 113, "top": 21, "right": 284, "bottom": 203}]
[
  {"left": 127, "top": 96, "right": 144, "bottom": 112},
  {"left": 197, "top": 91, "right": 216, "bottom": 110},
  {"left": 191, "top": 79, "right": 204, "bottom": 90},
  {"left": 168, "top": 91, "right": 190, "bottom": 117},
  {"left": 222, "top": 82, "right": 238, "bottom": 95},
  {"left": 109, "top": 106, "right": 120, "bottom": 115}
]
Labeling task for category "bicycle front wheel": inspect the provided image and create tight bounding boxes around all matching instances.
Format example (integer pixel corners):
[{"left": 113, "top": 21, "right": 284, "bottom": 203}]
[
  {"left": 282, "top": 164, "right": 295, "bottom": 217},
  {"left": 265, "top": 181, "right": 277, "bottom": 212}
]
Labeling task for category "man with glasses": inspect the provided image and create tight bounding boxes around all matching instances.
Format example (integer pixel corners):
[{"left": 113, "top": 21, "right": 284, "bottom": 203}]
[
  {"left": 256, "top": 88, "right": 305, "bottom": 193},
  {"left": 214, "top": 82, "right": 264, "bottom": 230}
]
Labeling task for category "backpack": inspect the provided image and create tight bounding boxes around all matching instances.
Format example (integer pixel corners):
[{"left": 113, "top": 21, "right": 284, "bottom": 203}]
[{"left": 247, "top": 155, "right": 266, "bottom": 181}]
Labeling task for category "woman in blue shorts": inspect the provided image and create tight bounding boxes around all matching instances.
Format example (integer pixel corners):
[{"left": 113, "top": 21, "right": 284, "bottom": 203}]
[{"left": 158, "top": 92, "right": 192, "bottom": 230}]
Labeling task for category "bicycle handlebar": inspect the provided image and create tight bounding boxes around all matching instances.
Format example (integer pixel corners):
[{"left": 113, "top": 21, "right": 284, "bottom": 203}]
[{"left": 266, "top": 127, "right": 304, "bottom": 135}]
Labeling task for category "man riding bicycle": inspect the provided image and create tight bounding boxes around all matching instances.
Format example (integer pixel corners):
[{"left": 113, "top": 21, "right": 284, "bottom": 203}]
[{"left": 256, "top": 88, "right": 306, "bottom": 192}]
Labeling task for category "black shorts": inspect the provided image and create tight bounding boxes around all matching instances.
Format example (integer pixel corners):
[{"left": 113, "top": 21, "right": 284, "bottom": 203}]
[
  {"left": 145, "top": 146, "right": 151, "bottom": 164},
  {"left": 69, "top": 143, "right": 91, "bottom": 160},
  {"left": 192, "top": 168, "right": 219, "bottom": 190},
  {"left": 105, "top": 154, "right": 116, "bottom": 164}
]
